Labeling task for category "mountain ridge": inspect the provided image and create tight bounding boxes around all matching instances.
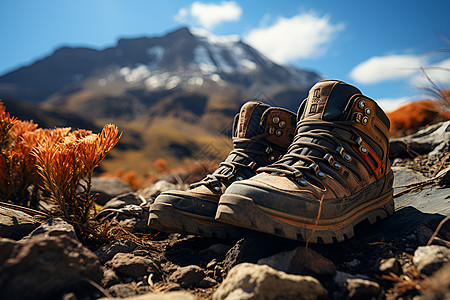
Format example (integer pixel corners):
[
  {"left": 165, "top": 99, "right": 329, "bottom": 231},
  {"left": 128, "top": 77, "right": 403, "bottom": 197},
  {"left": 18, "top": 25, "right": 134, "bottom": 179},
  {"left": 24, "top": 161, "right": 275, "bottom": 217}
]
[{"left": 0, "top": 26, "right": 322, "bottom": 172}]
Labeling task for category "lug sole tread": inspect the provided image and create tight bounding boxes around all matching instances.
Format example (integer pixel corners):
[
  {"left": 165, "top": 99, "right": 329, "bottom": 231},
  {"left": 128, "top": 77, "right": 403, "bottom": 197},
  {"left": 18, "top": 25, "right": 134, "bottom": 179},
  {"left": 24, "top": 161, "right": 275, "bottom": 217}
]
[{"left": 216, "top": 192, "right": 394, "bottom": 244}]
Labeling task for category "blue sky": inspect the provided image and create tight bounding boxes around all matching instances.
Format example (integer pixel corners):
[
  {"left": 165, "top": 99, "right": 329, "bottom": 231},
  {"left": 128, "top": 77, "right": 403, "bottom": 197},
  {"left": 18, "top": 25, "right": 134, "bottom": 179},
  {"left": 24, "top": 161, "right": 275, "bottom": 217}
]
[{"left": 1, "top": 0, "right": 449, "bottom": 111}]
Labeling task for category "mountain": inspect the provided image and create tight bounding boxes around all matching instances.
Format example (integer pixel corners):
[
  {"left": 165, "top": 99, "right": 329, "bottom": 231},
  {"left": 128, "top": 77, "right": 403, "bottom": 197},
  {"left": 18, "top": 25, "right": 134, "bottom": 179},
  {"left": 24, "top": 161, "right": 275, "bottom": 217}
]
[{"left": 0, "top": 27, "right": 322, "bottom": 173}]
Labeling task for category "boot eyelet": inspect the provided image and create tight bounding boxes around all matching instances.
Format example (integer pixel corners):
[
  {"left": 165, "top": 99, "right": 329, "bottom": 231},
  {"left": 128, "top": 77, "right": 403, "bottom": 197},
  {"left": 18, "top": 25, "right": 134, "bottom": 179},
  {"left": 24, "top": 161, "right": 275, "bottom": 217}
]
[
  {"left": 358, "top": 100, "right": 365, "bottom": 109},
  {"left": 318, "top": 171, "right": 325, "bottom": 177},
  {"left": 344, "top": 154, "right": 352, "bottom": 162},
  {"left": 362, "top": 117, "right": 369, "bottom": 125},
  {"left": 236, "top": 176, "right": 244, "bottom": 181},
  {"left": 272, "top": 116, "right": 280, "bottom": 124},
  {"left": 268, "top": 126, "right": 275, "bottom": 134},
  {"left": 355, "top": 137, "right": 362, "bottom": 145},
  {"left": 265, "top": 147, "right": 273, "bottom": 154},
  {"left": 213, "top": 186, "right": 221, "bottom": 192},
  {"left": 298, "top": 179, "right": 308, "bottom": 186},
  {"left": 333, "top": 162, "right": 342, "bottom": 169},
  {"left": 354, "top": 112, "right": 363, "bottom": 123},
  {"left": 275, "top": 129, "right": 283, "bottom": 136},
  {"left": 279, "top": 120, "right": 286, "bottom": 128},
  {"left": 365, "top": 108, "right": 372, "bottom": 115},
  {"left": 269, "top": 155, "right": 276, "bottom": 162},
  {"left": 336, "top": 146, "right": 345, "bottom": 155},
  {"left": 360, "top": 146, "right": 367, "bottom": 155}
]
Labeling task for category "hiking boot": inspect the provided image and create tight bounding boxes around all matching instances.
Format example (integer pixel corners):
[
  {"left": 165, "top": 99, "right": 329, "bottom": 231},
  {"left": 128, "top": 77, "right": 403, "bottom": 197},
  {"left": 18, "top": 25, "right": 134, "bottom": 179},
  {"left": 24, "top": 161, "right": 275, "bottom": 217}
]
[
  {"left": 216, "top": 80, "right": 394, "bottom": 243},
  {"left": 148, "top": 101, "right": 296, "bottom": 239}
]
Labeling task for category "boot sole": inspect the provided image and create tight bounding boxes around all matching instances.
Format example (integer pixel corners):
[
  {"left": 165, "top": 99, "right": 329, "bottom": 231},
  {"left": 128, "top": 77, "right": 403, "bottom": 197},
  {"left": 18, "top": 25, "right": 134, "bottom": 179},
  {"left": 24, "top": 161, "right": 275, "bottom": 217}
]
[
  {"left": 149, "top": 202, "right": 244, "bottom": 239},
  {"left": 216, "top": 191, "right": 394, "bottom": 243}
]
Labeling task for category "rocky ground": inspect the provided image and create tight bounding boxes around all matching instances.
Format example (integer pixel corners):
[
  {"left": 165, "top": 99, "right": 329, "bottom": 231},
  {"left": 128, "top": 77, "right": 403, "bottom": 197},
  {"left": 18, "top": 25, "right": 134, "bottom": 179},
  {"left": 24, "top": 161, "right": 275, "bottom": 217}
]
[{"left": 1, "top": 121, "right": 449, "bottom": 300}]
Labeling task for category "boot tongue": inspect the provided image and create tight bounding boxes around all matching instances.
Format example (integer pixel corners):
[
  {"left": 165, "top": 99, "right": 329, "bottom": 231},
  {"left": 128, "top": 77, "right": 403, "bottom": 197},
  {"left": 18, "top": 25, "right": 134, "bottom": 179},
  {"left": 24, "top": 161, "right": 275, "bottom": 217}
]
[
  {"left": 299, "top": 80, "right": 361, "bottom": 121},
  {"left": 235, "top": 101, "right": 271, "bottom": 138}
]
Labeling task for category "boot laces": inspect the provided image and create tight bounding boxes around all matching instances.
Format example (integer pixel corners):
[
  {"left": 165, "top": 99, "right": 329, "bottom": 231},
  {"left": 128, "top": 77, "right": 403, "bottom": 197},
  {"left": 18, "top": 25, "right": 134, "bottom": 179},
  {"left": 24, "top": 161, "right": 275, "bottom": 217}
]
[
  {"left": 259, "top": 119, "right": 364, "bottom": 184},
  {"left": 191, "top": 133, "right": 272, "bottom": 190}
]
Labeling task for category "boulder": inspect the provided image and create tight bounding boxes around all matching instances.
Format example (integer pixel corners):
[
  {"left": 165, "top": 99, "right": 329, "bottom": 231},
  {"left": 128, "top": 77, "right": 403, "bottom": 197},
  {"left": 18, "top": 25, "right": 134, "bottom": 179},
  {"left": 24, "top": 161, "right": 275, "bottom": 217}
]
[
  {"left": 0, "top": 206, "right": 40, "bottom": 240},
  {"left": 390, "top": 120, "right": 450, "bottom": 158},
  {"left": 0, "top": 234, "right": 102, "bottom": 299},
  {"left": 212, "top": 263, "right": 327, "bottom": 300}
]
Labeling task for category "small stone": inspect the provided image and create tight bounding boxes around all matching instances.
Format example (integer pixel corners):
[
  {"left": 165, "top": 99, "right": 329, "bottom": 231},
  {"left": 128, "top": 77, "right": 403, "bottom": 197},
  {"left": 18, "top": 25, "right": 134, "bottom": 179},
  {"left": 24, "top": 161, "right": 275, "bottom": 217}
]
[
  {"left": 199, "top": 277, "right": 217, "bottom": 288},
  {"left": 213, "top": 263, "right": 327, "bottom": 300},
  {"left": 108, "top": 284, "right": 136, "bottom": 298},
  {"left": 379, "top": 257, "right": 402, "bottom": 276},
  {"left": 91, "top": 177, "right": 132, "bottom": 205},
  {"left": 102, "top": 192, "right": 144, "bottom": 210},
  {"left": 0, "top": 207, "right": 40, "bottom": 240},
  {"left": 258, "top": 246, "right": 336, "bottom": 277},
  {"left": 169, "top": 265, "right": 205, "bottom": 288},
  {"left": 106, "top": 253, "right": 160, "bottom": 278},
  {"left": 102, "top": 268, "right": 120, "bottom": 288},
  {"left": 95, "top": 239, "right": 138, "bottom": 264},
  {"left": 346, "top": 278, "right": 380, "bottom": 300},
  {"left": 413, "top": 245, "right": 450, "bottom": 276},
  {"left": 26, "top": 217, "right": 77, "bottom": 240}
]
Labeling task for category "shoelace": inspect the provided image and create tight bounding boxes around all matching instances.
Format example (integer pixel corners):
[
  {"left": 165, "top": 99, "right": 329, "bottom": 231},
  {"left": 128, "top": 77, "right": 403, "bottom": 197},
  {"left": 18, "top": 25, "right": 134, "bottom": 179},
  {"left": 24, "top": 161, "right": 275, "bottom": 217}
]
[
  {"left": 259, "top": 119, "right": 368, "bottom": 186},
  {"left": 190, "top": 133, "right": 272, "bottom": 191}
]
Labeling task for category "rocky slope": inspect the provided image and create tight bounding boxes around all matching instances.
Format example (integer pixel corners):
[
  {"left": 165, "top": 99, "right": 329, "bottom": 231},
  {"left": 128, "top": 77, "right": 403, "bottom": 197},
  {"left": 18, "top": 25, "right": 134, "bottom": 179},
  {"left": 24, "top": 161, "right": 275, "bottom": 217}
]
[{"left": 1, "top": 121, "right": 449, "bottom": 299}]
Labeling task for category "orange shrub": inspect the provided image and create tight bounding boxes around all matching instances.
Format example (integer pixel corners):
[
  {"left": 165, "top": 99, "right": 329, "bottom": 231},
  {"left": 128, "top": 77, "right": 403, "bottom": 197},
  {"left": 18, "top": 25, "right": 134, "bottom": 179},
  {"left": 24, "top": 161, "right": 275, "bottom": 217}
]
[{"left": 387, "top": 100, "right": 449, "bottom": 137}]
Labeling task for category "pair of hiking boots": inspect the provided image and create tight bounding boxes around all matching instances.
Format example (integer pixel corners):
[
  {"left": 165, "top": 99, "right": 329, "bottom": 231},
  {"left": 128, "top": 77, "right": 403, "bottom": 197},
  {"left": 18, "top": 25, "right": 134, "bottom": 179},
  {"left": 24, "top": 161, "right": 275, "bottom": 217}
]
[{"left": 148, "top": 80, "right": 394, "bottom": 244}]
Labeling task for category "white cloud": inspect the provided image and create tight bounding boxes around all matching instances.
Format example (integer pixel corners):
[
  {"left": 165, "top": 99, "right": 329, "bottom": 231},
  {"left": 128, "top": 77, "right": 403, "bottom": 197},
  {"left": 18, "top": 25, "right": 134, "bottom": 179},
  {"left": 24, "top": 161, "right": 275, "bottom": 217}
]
[
  {"left": 174, "top": 7, "right": 188, "bottom": 23},
  {"left": 410, "top": 57, "right": 450, "bottom": 87},
  {"left": 377, "top": 97, "right": 412, "bottom": 112},
  {"left": 182, "top": 1, "right": 242, "bottom": 29},
  {"left": 349, "top": 55, "right": 423, "bottom": 84},
  {"left": 244, "top": 12, "right": 344, "bottom": 64}
]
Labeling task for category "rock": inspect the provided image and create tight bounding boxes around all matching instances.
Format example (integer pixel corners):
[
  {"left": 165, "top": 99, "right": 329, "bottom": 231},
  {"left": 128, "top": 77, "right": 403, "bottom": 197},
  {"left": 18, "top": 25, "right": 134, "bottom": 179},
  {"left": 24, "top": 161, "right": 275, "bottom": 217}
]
[
  {"left": 26, "top": 217, "right": 77, "bottom": 240},
  {"left": 221, "top": 232, "right": 297, "bottom": 273},
  {"left": 257, "top": 246, "right": 336, "bottom": 277},
  {"left": 108, "top": 284, "right": 137, "bottom": 298},
  {"left": 169, "top": 265, "right": 205, "bottom": 288},
  {"left": 0, "top": 206, "right": 40, "bottom": 240},
  {"left": 137, "top": 180, "right": 185, "bottom": 203},
  {"left": 102, "top": 192, "right": 145, "bottom": 210},
  {"left": 0, "top": 234, "right": 102, "bottom": 300},
  {"left": 390, "top": 121, "right": 450, "bottom": 158},
  {"left": 378, "top": 257, "right": 402, "bottom": 276},
  {"left": 413, "top": 245, "right": 450, "bottom": 276},
  {"left": 0, "top": 237, "right": 16, "bottom": 267},
  {"left": 212, "top": 263, "right": 327, "bottom": 300},
  {"left": 345, "top": 278, "right": 380, "bottom": 300},
  {"left": 102, "top": 268, "right": 120, "bottom": 288},
  {"left": 99, "top": 291, "right": 198, "bottom": 300},
  {"left": 420, "top": 262, "right": 450, "bottom": 300},
  {"left": 106, "top": 252, "right": 160, "bottom": 278},
  {"left": 95, "top": 239, "right": 138, "bottom": 264},
  {"left": 91, "top": 177, "right": 133, "bottom": 205},
  {"left": 199, "top": 277, "right": 217, "bottom": 288}
]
